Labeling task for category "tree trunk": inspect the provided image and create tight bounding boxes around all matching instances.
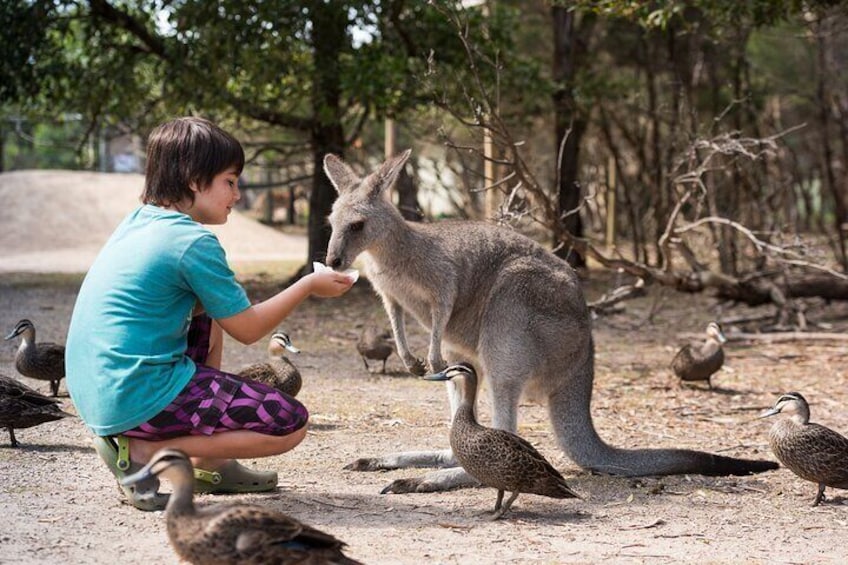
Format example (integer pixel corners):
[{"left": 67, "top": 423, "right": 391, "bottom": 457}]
[
  {"left": 307, "top": 1, "right": 347, "bottom": 269},
  {"left": 0, "top": 123, "right": 5, "bottom": 173},
  {"left": 814, "top": 19, "right": 848, "bottom": 270},
  {"left": 395, "top": 168, "right": 422, "bottom": 221},
  {"left": 385, "top": 119, "right": 421, "bottom": 221},
  {"left": 551, "top": 6, "right": 594, "bottom": 268}
]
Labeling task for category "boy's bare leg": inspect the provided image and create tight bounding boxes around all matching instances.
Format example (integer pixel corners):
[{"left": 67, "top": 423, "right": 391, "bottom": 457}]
[
  {"left": 128, "top": 426, "right": 307, "bottom": 469},
  {"left": 206, "top": 320, "right": 224, "bottom": 369}
]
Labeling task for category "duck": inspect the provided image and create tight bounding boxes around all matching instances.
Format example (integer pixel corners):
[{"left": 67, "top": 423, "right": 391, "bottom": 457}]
[
  {"left": 5, "top": 318, "right": 66, "bottom": 397},
  {"left": 671, "top": 321, "right": 727, "bottom": 389},
  {"left": 0, "top": 372, "right": 74, "bottom": 447},
  {"left": 759, "top": 392, "right": 848, "bottom": 506},
  {"left": 356, "top": 326, "right": 394, "bottom": 374},
  {"left": 238, "top": 332, "right": 302, "bottom": 397},
  {"left": 424, "top": 362, "right": 581, "bottom": 520},
  {"left": 121, "top": 448, "right": 363, "bottom": 565}
]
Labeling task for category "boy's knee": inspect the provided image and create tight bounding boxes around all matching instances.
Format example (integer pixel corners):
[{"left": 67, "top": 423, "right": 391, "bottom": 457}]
[
  {"left": 286, "top": 402, "right": 309, "bottom": 432},
  {"left": 291, "top": 424, "right": 308, "bottom": 444},
  {"left": 269, "top": 424, "right": 307, "bottom": 454}
]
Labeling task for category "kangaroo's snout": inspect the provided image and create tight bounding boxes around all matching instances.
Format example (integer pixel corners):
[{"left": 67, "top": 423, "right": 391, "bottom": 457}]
[{"left": 324, "top": 238, "right": 346, "bottom": 271}]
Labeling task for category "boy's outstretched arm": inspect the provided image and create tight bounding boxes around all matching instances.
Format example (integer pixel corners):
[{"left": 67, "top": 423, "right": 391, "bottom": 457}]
[{"left": 217, "top": 271, "right": 354, "bottom": 344}]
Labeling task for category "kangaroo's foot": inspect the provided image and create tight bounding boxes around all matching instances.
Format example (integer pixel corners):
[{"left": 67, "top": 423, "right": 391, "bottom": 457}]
[
  {"left": 401, "top": 357, "right": 427, "bottom": 376},
  {"left": 381, "top": 466, "right": 481, "bottom": 494},
  {"left": 344, "top": 449, "right": 456, "bottom": 472}
]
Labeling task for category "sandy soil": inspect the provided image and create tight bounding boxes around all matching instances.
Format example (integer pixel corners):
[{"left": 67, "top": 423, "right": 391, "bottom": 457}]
[
  {"left": 0, "top": 170, "right": 307, "bottom": 273},
  {"left": 2, "top": 171, "right": 848, "bottom": 564}
]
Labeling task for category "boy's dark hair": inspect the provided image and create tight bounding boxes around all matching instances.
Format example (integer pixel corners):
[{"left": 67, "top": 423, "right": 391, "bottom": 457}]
[{"left": 142, "top": 116, "right": 245, "bottom": 206}]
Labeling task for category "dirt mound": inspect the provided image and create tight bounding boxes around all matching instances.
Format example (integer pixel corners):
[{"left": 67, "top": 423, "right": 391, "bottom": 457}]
[{"left": 0, "top": 170, "right": 307, "bottom": 273}]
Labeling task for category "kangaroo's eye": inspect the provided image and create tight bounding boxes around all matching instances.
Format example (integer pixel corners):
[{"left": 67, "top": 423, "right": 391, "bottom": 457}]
[{"left": 349, "top": 221, "right": 364, "bottom": 233}]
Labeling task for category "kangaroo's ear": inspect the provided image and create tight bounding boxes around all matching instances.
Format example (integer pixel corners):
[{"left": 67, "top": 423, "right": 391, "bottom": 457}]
[
  {"left": 323, "top": 153, "right": 360, "bottom": 194},
  {"left": 369, "top": 149, "right": 412, "bottom": 198}
]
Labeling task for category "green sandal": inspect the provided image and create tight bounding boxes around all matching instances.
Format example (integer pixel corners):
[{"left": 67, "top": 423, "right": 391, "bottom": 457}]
[
  {"left": 92, "top": 435, "right": 169, "bottom": 511},
  {"left": 193, "top": 460, "right": 278, "bottom": 494}
]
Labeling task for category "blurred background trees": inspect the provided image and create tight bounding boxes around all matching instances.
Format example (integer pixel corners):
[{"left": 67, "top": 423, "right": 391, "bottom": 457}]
[{"left": 3, "top": 0, "right": 848, "bottom": 314}]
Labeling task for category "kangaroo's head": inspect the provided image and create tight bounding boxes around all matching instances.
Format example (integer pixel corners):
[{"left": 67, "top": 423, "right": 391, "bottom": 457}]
[{"left": 324, "top": 149, "right": 412, "bottom": 270}]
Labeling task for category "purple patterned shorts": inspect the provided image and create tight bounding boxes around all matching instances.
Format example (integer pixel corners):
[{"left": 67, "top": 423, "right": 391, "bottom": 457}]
[{"left": 123, "top": 314, "right": 308, "bottom": 440}]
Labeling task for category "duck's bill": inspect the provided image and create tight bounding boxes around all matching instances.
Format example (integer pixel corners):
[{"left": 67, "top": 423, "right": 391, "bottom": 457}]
[
  {"left": 422, "top": 370, "right": 450, "bottom": 382},
  {"left": 120, "top": 466, "right": 154, "bottom": 487}
]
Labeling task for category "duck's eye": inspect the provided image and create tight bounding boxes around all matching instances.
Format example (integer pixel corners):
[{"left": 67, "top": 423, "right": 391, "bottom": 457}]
[{"left": 349, "top": 221, "right": 364, "bottom": 233}]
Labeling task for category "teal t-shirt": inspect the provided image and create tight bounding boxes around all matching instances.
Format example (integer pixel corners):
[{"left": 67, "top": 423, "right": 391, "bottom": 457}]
[{"left": 65, "top": 204, "right": 251, "bottom": 436}]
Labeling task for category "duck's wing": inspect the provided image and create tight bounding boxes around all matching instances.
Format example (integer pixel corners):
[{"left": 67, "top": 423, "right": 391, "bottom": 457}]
[
  {"left": 39, "top": 344, "right": 67, "bottom": 373},
  {"left": 460, "top": 425, "right": 566, "bottom": 479},
  {"left": 205, "top": 505, "right": 347, "bottom": 552},
  {"left": 238, "top": 363, "right": 274, "bottom": 382},
  {"left": 787, "top": 423, "right": 848, "bottom": 488},
  {"left": 672, "top": 341, "right": 723, "bottom": 380},
  {"left": 499, "top": 430, "right": 569, "bottom": 479},
  {"left": 670, "top": 344, "right": 694, "bottom": 371},
  {"left": 0, "top": 375, "right": 71, "bottom": 428},
  {"left": 0, "top": 375, "right": 58, "bottom": 406}
]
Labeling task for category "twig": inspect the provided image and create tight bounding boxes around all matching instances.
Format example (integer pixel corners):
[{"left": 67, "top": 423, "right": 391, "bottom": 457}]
[
  {"left": 438, "top": 522, "right": 474, "bottom": 532},
  {"left": 622, "top": 518, "right": 666, "bottom": 530}
]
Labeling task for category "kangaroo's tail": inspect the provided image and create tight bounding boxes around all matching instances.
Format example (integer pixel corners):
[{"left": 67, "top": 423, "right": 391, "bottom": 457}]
[
  {"left": 548, "top": 360, "right": 778, "bottom": 477},
  {"left": 559, "top": 442, "right": 779, "bottom": 477}
]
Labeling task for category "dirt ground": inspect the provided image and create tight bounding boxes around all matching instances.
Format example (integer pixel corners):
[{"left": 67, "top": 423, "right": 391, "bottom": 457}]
[{"left": 2, "top": 267, "right": 848, "bottom": 565}]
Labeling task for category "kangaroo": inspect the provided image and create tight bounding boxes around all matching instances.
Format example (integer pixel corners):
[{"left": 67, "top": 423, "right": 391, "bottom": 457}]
[{"left": 324, "top": 150, "right": 778, "bottom": 493}]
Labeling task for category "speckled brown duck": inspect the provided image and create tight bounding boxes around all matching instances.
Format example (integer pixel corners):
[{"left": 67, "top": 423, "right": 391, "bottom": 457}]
[
  {"left": 238, "top": 332, "right": 302, "bottom": 397},
  {"left": 5, "top": 319, "right": 66, "bottom": 396},
  {"left": 121, "top": 448, "right": 364, "bottom": 565},
  {"left": 356, "top": 326, "right": 394, "bottom": 373},
  {"left": 0, "top": 372, "right": 74, "bottom": 447},
  {"left": 760, "top": 392, "right": 848, "bottom": 506},
  {"left": 424, "top": 362, "right": 580, "bottom": 520},
  {"left": 671, "top": 322, "right": 727, "bottom": 389}
]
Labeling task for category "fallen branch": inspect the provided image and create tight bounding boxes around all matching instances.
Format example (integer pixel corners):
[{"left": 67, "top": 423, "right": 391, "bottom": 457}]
[
  {"left": 588, "top": 278, "right": 647, "bottom": 315},
  {"left": 728, "top": 331, "right": 848, "bottom": 343}
]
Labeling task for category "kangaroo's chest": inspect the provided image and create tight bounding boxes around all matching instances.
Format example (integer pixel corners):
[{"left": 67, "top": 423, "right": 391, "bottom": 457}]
[
  {"left": 365, "top": 258, "right": 434, "bottom": 320},
  {"left": 363, "top": 254, "right": 483, "bottom": 356}
]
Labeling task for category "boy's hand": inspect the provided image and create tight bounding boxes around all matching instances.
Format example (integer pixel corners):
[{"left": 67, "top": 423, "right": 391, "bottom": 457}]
[
  {"left": 308, "top": 270, "right": 355, "bottom": 297},
  {"left": 312, "top": 261, "right": 359, "bottom": 282}
]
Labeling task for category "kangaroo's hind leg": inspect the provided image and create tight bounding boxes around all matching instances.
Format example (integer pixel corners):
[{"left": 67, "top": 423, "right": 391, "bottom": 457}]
[
  {"left": 365, "top": 356, "right": 530, "bottom": 494},
  {"left": 346, "top": 349, "right": 482, "bottom": 493},
  {"left": 379, "top": 360, "right": 528, "bottom": 493},
  {"left": 344, "top": 364, "right": 460, "bottom": 473}
]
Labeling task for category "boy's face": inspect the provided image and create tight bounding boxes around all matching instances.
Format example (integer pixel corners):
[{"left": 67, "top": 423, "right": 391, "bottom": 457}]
[{"left": 187, "top": 168, "right": 241, "bottom": 225}]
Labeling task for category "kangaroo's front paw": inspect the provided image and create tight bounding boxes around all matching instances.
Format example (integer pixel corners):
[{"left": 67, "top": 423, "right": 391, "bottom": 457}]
[
  {"left": 405, "top": 358, "right": 427, "bottom": 376},
  {"left": 344, "top": 458, "right": 394, "bottom": 472}
]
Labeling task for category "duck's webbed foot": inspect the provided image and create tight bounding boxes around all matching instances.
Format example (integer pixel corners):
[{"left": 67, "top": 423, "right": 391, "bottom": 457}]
[{"left": 380, "top": 467, "right": 480, "bottom": 494}]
